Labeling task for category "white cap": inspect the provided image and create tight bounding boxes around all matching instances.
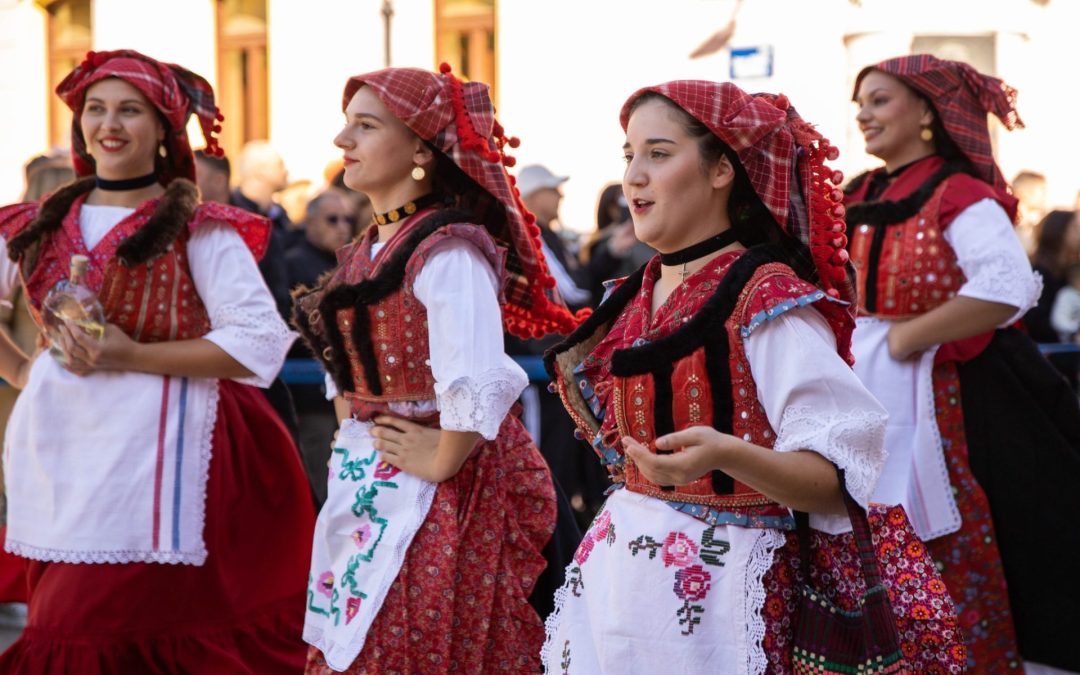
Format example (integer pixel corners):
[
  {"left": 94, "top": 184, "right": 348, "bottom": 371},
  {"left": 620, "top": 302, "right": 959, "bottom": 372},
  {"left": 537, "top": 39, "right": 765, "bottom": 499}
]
[{"left": 516, "top": 164, "right": 568, "bottom": 199}]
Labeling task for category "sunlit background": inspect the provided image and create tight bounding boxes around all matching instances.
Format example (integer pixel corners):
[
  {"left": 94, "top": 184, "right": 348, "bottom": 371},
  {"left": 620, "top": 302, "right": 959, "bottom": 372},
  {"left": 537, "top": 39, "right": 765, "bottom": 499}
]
[{"left": 1, "top": 0, "right": 1078, "bottom": 232}]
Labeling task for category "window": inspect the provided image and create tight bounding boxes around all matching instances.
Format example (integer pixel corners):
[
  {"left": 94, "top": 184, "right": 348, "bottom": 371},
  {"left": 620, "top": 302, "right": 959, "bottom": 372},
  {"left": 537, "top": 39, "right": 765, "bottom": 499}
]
[
  {"left": 215, "top": 0, "right": 268, "bottom": 162},
  {"left": 434, "top": 0, "right": 496, "bottom": 98},
  {"left": 43, "top": 0, "right": 92, "bottom": 147}
]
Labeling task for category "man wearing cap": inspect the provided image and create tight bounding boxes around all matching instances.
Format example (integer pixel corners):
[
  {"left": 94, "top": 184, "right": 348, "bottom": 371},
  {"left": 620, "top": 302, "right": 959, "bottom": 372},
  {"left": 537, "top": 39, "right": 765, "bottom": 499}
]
[
  {"left": 512, "top": 165, "right": 605, "bottom": 530},
  {"left": 517, "top": 164, "right": 591, "bottom": 309}
]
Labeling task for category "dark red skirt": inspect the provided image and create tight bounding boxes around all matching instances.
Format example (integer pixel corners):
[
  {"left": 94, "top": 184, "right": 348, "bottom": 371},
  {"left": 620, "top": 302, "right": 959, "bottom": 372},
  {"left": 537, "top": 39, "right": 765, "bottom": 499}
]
[
  {"left": 306, "top": 416, "right": 557, "bottom": 674},
  {"left": 0, "top": 381, "right": 315, "bottom": 674}
]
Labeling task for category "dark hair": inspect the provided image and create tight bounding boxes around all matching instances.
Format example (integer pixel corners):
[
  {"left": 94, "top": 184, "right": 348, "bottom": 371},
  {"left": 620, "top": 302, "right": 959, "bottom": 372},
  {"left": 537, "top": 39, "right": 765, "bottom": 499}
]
[
  {"left": 194, "top": 149, "right": 231, "bottom": 180},
  {"left": 596, "top": 183, "right": 626, "bottom": 231},
  {"left": 427, "top": 142, "right": 512, "bottom": 248},
  {"left": 626, "top": 91, "right": 819, "bottom": 284},
  {"left": 1033, "top": 209, "right": 1080, "bottom": 279}
]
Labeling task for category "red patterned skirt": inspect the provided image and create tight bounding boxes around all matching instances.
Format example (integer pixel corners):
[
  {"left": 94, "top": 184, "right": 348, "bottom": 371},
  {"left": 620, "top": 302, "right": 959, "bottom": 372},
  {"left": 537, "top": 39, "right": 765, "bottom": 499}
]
[
  {"left": 762, "top": 504, "right": 968, "bottom": 672},
  {"left": 0, "top": 381, "right": 315, "bottom": 674},
  {"left": 305, "top": 416, "right": 557, "bottom": 674}
]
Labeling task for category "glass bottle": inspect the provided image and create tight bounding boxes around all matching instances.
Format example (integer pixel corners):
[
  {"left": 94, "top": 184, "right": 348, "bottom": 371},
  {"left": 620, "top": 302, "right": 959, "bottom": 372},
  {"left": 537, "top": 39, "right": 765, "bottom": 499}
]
[{"left": 42, "top": 254, "right": 106, "bottom": 365}]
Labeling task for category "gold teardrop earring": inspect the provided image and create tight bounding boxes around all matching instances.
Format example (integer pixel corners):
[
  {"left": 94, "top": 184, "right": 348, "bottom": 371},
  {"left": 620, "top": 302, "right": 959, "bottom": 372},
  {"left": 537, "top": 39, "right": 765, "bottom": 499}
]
[
  {"left": 920, "top": 126, "right": 934, "bottom": 142},
  {"left": 411, "top": 165, "right": 426, "bottom": 181}
]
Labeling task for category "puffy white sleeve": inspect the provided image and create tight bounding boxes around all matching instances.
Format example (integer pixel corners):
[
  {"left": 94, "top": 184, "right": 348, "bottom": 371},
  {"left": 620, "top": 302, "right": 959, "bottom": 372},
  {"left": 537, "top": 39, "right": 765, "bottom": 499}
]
[
  {"left": 187, "top": 222, "right": 297, "bottom": 387},
  {"left": 0, "top": 237, "right": 21, "bottom": 302},
  {"left": 743, "top": 307, "right": 888, "bottom": 534},
  {"left": 944, "top": 198, "right": 1042, "bottom": 323},
  {"left": 412, "top": 239, "right": 528, "bottom": 440}
]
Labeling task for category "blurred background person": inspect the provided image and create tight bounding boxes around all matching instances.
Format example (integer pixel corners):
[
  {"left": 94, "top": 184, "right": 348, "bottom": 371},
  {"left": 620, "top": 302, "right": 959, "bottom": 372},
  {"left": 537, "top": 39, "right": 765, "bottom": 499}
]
[
  {"left": 1012, "top": 170, "right": 1047, "bottom": 256},
  {"left": 283, "top": 188, "right": 355, "bottom": 508},
  {"left": 582, "top": 182, "right": 655, "bottom": 303},
  {"left": 509, "top": 164, "right": 604, "bottom": 528},
  {"left": 193, "top": 148, "right": 230, "bottom": 204},
  {"left": 328, "top": 163, "right": 374, "bottom": 238},
  {"left": 518, "top": 164, "right": 591, "bottom": 309},
  {"left": 228, "top": 140, "right": 301, "bottom": 459},
  {"left": 1026, "top": 209, "right": 1080, "bottom": 386}
]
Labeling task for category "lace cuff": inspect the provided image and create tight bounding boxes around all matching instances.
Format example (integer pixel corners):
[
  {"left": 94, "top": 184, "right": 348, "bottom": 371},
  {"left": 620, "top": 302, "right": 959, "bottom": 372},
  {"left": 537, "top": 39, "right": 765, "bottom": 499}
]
[
  {"left": 772, "top": 405, "right": 887, "bottom": 515},
  {"left": 957, "top": 253, "right": 1043, "bottom": 324},
  {"left": 204, "top": 304, "right": 297, "bottom": 388},
  {"left": 436, "top": 366, "right": 528, "bottom": 440}
]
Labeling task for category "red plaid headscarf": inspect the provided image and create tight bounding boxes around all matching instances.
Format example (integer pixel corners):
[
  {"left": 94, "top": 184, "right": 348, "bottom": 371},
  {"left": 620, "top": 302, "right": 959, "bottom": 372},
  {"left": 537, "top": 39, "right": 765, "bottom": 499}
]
[
  {"left": 343, "top": 65, "right": 583, "bottom": 338},
  {"left": 853, "top": 54, "right": 1023, "bottom": 191},
  {"left": 55, "top": 49, "right": 224, "bottom": 186},
  {"left": 619, "top": 81, "right": 857, "bottom": 311}
]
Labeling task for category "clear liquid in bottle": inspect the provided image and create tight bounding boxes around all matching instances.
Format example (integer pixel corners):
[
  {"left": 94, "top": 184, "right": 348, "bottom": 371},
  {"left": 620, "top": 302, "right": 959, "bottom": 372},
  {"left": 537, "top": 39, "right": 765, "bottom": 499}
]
[{"left": 42, "top": 254, "right": 106, "bottom": 365}]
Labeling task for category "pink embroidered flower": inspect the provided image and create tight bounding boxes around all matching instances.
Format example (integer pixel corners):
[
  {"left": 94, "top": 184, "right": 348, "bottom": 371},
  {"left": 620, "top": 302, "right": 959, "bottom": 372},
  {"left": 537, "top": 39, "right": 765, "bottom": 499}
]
[
  {"left": 345, "top": 596, "right": 363, "bottom": 624},
  {"left": 374, "top": 460, "right": 401, "bottom": 480},
  {"left": 574, "top": 536, "right": 596, "bottom": 565},
  {"left": 316, "top": 571, "right": 335, "bottom": 598},
  {"left": 660, "top": 532, "right": 699, "bottom": 568},
  {"left": 591, "top": 511, "right": 612, "bottom": 542},
  {"left": 352, "top": 524, "right": 373, "bottom": 548},
  {"left": 674, "top": 564, "right": 711, "bottom": 602}
]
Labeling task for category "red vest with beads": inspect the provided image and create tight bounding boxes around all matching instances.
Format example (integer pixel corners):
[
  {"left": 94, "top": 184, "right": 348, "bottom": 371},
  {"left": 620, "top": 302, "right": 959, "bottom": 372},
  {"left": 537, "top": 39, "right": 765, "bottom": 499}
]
[
  {"left": 848, "top": 180, "right": 964, "bottom": 318},
  {"left": 293, "top": 208, "right": 506, "bottom": 415},
  {"left": 548, "top": 246, "right": 851, "bottom": 513},
  {"left": 0, "top": 179, "right": 269, "bottom": 343}
]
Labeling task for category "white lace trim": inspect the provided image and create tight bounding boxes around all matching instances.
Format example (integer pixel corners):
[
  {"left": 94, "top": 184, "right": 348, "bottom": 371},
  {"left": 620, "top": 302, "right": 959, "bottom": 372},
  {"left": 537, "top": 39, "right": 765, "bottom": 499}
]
[
  {"left": 302, "top": 419, "right": 438, "bottom": 670},
  {"left": 741, "top": 528, "right": 787, "bottom": 675},
  {"left": 205, "top": 303, "right": 296, "bottom": 388},
  {"left": 772, "top": 405, "right": 887, "bottom": 509},
  {"left": 4, "top": 380, "right": 219, "bottom": 566},
  {"left": 436, "top": 366, "right": 528, "bottom": 440},
  {"left": 540, "top": 556, "right": 577, "bottom": 672},
  {"left": 957, "top": 251, "right": 1043, "bottom": 324}
]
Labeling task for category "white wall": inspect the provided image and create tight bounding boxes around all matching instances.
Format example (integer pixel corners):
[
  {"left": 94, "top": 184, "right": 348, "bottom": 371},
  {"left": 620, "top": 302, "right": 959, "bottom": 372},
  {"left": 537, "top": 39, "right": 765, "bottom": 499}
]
[
  {"left": 0, "top": 1, "right": 48, "bottom": 204},
  {"left": 2, "top": 0, "right": 1080, "bottom": 217},
  {"left": 267, "top": 0, "right": 435, "bottom": 196}
]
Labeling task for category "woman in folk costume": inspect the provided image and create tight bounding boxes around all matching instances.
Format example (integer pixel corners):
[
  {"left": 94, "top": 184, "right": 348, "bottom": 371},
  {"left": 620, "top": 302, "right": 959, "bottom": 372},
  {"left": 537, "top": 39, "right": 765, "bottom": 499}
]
[
  {"left": 846, "top": 54, "right": 1080, "bottom": 673},
  {"left": 0, "top": 50, "right": 314, "bottom": 673},
  {"left": 296, "top": 65, "right": 582, "bottom": 674},
  {"left": 542, "top": 80, "right": 965, "bottom": 674}
]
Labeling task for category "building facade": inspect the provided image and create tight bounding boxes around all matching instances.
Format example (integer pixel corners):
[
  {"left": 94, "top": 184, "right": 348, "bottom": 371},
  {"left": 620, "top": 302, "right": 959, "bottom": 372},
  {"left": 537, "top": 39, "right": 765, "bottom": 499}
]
[{"left": 1, "top": 0, "right": 1078, "bottom": 231}]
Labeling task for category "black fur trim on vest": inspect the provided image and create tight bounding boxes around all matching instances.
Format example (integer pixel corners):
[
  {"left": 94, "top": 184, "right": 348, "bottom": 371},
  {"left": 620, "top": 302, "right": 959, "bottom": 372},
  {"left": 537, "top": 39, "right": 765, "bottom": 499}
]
[
  {"left": 308, "top": 208, "right": 472, "bottom": 397},
  {"left": 547, "top": 245, "right": 788, "bottom": 496},
  {"left": 115, "top": 179, "right": 198, "bottom": 266},
  {"left": 843, "top": 161, "right": 972, "bottom": 228},
  {"left": 542, "top": 265, "right": 646, "bottom": 381},
  {"left": 7, "top": 177, "right": 199, "bottom": 270}
]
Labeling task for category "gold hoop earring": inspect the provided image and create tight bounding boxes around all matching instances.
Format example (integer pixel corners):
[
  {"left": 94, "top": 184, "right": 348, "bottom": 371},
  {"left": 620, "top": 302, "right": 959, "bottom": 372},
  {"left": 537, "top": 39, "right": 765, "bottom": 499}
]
[
  {"left": 411, "top": 165, "right": 426, "bottom": 181},
  {"left": 920, "top": 127, "right": 934, "bottom": 142}
]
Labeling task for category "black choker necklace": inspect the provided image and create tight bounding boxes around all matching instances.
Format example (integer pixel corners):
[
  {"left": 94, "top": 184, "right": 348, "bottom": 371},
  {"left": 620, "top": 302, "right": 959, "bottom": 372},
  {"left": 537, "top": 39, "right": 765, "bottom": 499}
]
[
  {"left": 660, "top": 229, "right": 740, "bottom": 267},
  {"left": 372, "top": 193, "right": 441, "bottom": 226},
  {"left": 95, "top": 172, "right": 159, "bottom": 191}
]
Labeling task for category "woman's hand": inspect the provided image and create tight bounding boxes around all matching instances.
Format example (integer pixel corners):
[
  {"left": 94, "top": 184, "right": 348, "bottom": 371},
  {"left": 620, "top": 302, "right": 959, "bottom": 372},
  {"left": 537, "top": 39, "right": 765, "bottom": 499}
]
[
  {"left": 886, "top": 320, "right": 919, "bottom": 361},
  {"left": 371, "top": 415, "right": 446, "bottom": 482},
  {"left": 10, "top": 348, "right": 39, "bottom": 390},
  {"left": 622, "top": 426, "right": 741, "bottom": 486},
  {"left": 57, "top": 323, "right": 136, "bottom": 375}
]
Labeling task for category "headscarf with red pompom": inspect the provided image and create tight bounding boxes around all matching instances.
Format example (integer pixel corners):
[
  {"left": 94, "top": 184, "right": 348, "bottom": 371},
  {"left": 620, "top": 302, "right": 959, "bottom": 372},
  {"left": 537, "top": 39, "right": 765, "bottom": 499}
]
[
  {"left": 342, "top": 65, "right": 585, "bottom": 339},
  {"left": 619, "top": 81, "right": 856, "bottom": 328},
  {"left": 55, "top": 49, "right": 225, "bottom": 186},
  {"left": 853, "top": 54, "right": 1023, "bottom": 192}
]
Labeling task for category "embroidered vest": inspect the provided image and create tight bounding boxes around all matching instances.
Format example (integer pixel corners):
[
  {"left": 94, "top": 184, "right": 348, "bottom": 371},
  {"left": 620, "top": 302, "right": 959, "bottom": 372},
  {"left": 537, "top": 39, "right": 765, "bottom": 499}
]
[
  {"left": 848, "top": 179, "right": 964, "bottom": 318},
  {"left": 294, "top": 209, "right": 506, "bottom": 412},
  {"left": 0, "top": 181, "right": 238, "bottom": 344},
  {"left": 548, "top": 246, "right": 842, "bottom": 512}
]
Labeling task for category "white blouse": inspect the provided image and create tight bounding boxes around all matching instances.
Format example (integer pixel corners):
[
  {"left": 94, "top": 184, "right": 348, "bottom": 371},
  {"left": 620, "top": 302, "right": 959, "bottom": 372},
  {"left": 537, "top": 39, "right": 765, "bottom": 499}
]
[
  {"left": 325, "top": 238, "right": 528, "bottom": 440},
  {"left": 744, "top": 306, "right": 888, "bottom": 534},
  {"left": 944, "top": 197, "right": 1043, "bottom": 323},
  {"left": 0, "top": 204, "right": 295, "bottom": 387}
]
